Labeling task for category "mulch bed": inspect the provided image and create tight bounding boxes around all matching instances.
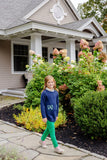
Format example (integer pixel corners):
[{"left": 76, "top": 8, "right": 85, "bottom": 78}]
[{"left": 0, "top": 104, "right": 107, "bottom": 157}]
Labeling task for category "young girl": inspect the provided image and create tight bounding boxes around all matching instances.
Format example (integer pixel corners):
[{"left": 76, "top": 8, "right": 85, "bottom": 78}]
[{"left": 39, "top": 75, "right": 64, "bottom": 154}]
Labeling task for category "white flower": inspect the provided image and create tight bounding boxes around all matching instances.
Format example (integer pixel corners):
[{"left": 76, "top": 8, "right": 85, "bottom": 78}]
[
  {"left": 52, "top": 63, "right": 56, "bottom": 65},
  {"left": 64, "top": 56, "right": 70, "bottom": 62},
  {"left": 58, "top": 70, "right": 62, "bottom": 73},
  {"left": 71, "top": 60, "right": 75, "bottom": 63},
  {"left": 39, "top": 60, "right": 44, "bottom": 64},
  {"left": 37, "top": 55, "right": 41, "bottom": 58},
  {"left": 29, "top": 50, "right": 35, "bottom": 55},
  {"left": 79, "top": 58, "right": 84, "bottom": 61},
  {"left": 33, "top": 59, "right": 37, "bottom": 64},
  {"left": 26, "top": 65, "right": 29, "bottom": 68},
  {"left": 71, "top": 64, "right": 75, "bottom": 68}
]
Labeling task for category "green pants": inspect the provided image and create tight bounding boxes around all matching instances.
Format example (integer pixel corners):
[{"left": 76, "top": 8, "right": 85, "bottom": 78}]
[{"left": 41, "top": 120, "right": 58, "bottom": 148}]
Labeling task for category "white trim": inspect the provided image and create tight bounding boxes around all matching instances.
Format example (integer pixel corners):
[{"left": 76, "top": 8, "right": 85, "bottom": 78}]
[
  {"left": 82, "top": 24, "right": 101, "bottom": 37},
  {"left": 11, "top": 40, "right": 30, "bottom": 74},
  {"left": 0, "top": 30, "right": 5, "bottom": 35},
  {"left": 50, "top": 1, "right": 67, "bottom": 24},
  {"left": 23, "top": 0, "right": 50, "bottom": 20},
  {"left": 3, "top": 22, "right": 94, "bottom": 39},
  {"left": 5, "top": 22, "right": 32, "bottom": 35},
  {"left": 93, "top": 36, "right": 107, "bottom": 43},
  {"left": 65, "top": 0, "right": 81, "bottom": 20},
  {"left": 32, "top": 22, "right": 94, "bottom": 39},
  {"left": 78, "top": 17, "right": 106, "bottom": 36}
]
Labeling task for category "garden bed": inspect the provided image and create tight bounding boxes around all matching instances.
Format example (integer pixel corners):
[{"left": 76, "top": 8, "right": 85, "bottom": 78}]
[{"left": 0, "top": 104, "right": 106, "bottom": 157}]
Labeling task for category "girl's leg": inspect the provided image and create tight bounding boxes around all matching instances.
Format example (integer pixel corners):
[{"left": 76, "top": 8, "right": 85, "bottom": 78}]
[
  {"left": 41, "top": 125, "right": 49, "bottom": 141},
  {"left": 47, "top": 120, "right": 58, "bottom": 148}
]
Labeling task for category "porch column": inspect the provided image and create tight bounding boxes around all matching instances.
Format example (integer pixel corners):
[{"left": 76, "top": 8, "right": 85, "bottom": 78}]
[
  {"left": 103, "top": 44, "right": 107, "bottom": 53},
  {"left": 30, "top": 33, "right": 42, "bottom": 65},
  {"left": 66, "top": 39, "right": 76, "bottom": 61}
]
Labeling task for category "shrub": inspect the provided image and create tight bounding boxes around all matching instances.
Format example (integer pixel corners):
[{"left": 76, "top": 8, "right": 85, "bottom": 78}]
[
  {"left": 25, "top": 39, "right": 107, "bottom": 113},
  {"left": 13, "top": 106, "right": 67, "bottom": 132},
  {"left": 74, "top": 90, "right": 107, "bottom": 139}
]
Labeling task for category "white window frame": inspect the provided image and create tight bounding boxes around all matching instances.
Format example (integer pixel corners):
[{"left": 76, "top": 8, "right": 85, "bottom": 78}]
[{"left": 11, "top": 39, "right": 30, "bottom": 74}]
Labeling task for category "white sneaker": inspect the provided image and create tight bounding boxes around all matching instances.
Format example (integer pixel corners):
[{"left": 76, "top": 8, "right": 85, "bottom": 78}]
[
  {"left": 54, "top": 146, "right": 64, "bottom": 154},
  {"left": 39, "top": 140, "right": 47, "bottom": 148}
]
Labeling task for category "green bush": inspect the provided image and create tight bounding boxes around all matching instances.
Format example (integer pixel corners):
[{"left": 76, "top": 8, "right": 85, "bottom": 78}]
[
  {"left": 67, "top": 72, "right": 98, "bottom": 99},
  {"left": 14, "top": 106, "right": 67, "bottom": 132},
  {"left": 101, "top": 70, "right": 107, "bottom": 88},
  {"left": 74, "top": 90, "right": 107, "bottom": 139},
  {"left": 25, "top": 40, "right": 107, "bottom": 112}
]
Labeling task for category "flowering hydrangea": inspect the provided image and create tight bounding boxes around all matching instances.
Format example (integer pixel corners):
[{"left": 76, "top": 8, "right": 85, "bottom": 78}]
[
  {"left": 29, "top": 50, "right": 35, "bottom": 55},
  {"left": 59, "top": 84, "right": 68, "bottom": 94},
  {"left": 97, "top": 80, "right": 105, "bottom": 91},
  {"left": 64, "top": 56, "right": 70, "bottom": 62},
  {"left": 59, "top": 49, "right": 67, "bottom": 58},
  {"left": 93, "top": 40, "right": 103, "bottom": 52},
  {"left": 80, "top": 39, "right": 90, "bottom": 50},
  {"left": 98, "top": 52, "right": 107, "bottom": 63}
]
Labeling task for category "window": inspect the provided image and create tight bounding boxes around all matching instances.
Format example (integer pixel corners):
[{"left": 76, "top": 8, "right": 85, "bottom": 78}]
[
  {"left": 13, "top": 44, "right": 29, "bottom": 72},
  {"left": 42, "top": 47, "right": 48, "bottom": 61}
]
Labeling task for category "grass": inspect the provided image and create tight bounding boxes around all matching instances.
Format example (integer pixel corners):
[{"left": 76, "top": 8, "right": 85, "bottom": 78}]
[
  {"left": 0, "top": 95, "right": 25, "bottom": 108},
  {"left": 0, "top": 146, "right": 25, "bottom": 160}
]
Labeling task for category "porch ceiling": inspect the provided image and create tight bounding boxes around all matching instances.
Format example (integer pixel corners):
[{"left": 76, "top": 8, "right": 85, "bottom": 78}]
[{"left": 0, "top": 21, "right": 94, "bottom": 40}]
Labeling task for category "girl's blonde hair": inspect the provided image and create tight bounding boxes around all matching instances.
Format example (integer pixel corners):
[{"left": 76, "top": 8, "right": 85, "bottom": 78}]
[{"left": 43, "top": 75, "right": 58, "bottom": 91}]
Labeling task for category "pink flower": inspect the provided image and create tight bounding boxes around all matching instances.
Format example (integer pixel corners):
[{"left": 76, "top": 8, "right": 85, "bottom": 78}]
[
  {"left": 53, "top": 48, "right": 59, "bottom": 56},
  {"left": 97, "top": 80, "right": 102, "bottom": 86},
  {"left": 80, "top": 39, "right": 89, "bottom": 50},
  {"left": 93, "top": 40, "right": 103, "bottom": 52},
  {"left": 53, "top": 56, "right": 57, "bottom": 59},
  {"left": 97, "top": 85, "right": 105, "bottom": 91},
  {"left": 85, "top": 52, "right": 94, "bottom": 63},
  {"left": 97, "top": 80, "right": 105, "bottom": 91},
  {"left": 98, "top": 52, "right": 107, "bottom": 63},
  {"left": 59, "top": 84, "right": 68, "bottom": 91},
  {"left": 59, "top": 49, "right": 67, "bottom": 58},
  {"left": 78, "top": 51, "right": 84, "bottom": 57}
]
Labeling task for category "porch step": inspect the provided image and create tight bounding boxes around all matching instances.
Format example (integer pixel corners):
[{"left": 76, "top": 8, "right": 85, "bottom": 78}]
[{"left": 1, "top": 89, "right": 26, "bottom": 98}]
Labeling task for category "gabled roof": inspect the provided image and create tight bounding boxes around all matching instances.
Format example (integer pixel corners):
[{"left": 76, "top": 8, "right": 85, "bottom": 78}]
[
  {"left": 61, "top": 17, "right": 106, "bottom": 36},
  {"left": 0, "top": 0, "right": 80, "bottom": 30},
  {"left": 0, "top": 0, "right": 44, "bottom": 29},
  {"left": 61, "top": 18, "right": 91, "bottom": 30}
]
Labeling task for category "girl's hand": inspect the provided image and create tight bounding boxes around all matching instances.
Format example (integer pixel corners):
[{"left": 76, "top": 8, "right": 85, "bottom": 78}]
[
  {"left": 56, "top": 117, "right": 58, "bottom": 121},
  {"left": 43, "top": 118, "right": 47, "bottom": 123}
]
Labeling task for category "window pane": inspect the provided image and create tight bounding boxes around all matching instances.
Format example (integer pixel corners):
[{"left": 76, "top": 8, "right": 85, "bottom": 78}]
[
  {"left": 42, "top": 47, "right": 48, "bottom": 61},
  {"left": 14, "top": 56, "right": 28, "bottom": 71},
  {"left": 13, "top": 44, "right": 29, "bottom": 71}
]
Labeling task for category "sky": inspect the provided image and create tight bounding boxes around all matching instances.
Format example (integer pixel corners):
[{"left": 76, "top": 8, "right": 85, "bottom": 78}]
[{"left": 71, "top": 0, "right": 88, "bottom": 9}]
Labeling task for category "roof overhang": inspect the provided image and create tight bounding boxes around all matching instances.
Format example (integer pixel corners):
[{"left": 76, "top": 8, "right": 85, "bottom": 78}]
[
  {"left": 78, "top": 17, "right": 106, "bottom": 37},
  {"left": 93, "top": 35, "right": 107, "bottom": 43},
  {"left": 0, "top": 21, "right": 94, "bottom": 40},
  {"left": 0, "top": 30, "right": 5, "bottom": 35}
]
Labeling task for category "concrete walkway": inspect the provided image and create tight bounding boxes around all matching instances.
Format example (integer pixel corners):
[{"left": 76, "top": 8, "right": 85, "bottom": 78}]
[{"left": 0, "top": 120, "right": 106, "bottom": 160}]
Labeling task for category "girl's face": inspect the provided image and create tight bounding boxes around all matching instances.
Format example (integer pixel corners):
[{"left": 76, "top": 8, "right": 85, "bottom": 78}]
[{"left": 47, "top": 79, "right": 54, "bottom": 90}]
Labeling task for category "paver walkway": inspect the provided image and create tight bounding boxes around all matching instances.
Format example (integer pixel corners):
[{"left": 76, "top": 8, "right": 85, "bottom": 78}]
[{"left": 0, "top": 120, "right": 106, "bottom": 160}]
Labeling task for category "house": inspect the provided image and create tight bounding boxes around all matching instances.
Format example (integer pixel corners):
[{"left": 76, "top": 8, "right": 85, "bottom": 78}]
[{"left": 0, "top": 0, "right": 107, "bottom": 96}]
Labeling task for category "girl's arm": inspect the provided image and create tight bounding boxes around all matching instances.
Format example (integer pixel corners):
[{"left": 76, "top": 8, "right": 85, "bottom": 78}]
[
  {"left": 41, "top": 91, "right": 47, "bottom": 119},
  {"left": 56, "top": 92, "right": 59, "bottom": 117}
]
